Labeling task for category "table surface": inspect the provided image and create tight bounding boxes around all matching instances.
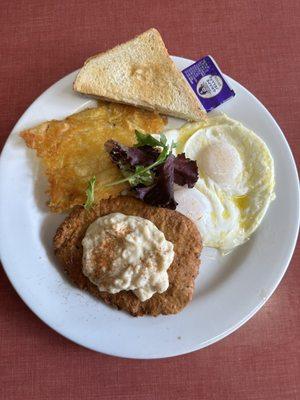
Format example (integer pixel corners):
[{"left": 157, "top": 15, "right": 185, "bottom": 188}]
[{"left": 0, "top": 0, "right": 299, "bottom": 399}]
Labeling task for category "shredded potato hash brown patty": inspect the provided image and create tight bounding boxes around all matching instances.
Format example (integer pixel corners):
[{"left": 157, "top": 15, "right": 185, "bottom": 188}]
[{"left": 21, "top": 102, "right": 166, "bottom": 212}]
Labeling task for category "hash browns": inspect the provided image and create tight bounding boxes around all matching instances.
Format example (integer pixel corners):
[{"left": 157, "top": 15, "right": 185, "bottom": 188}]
[
  {"left": 21, "top": 102, "right": 166, "bottom": 212},
  {"left": 53, "top": 196, "right": 202, "bottom": 316}
]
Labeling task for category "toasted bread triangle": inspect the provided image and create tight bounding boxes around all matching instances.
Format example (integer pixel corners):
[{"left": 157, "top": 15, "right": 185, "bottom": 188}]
[{"left": 74, "top": 28, "right": 205, "bottom": 121}]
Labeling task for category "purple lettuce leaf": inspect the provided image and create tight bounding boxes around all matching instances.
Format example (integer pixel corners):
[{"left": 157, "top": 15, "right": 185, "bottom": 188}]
[
  {"left": 133, "top": 154, "right": 177, "bottom": 209},
  {"left": 174, "top": 153, "right": 198, "bottom": 188},
  {"left": 104, "top": 140, "right": 159, "bottom": 169}
]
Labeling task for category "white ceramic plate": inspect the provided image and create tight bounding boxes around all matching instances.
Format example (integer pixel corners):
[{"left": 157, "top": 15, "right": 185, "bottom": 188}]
[{"left": 0, "top": 57, "right": 299, "bottom": 359}]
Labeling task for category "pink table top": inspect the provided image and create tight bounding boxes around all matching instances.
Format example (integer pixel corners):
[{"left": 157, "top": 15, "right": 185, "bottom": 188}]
[{"left": 0, "top": 1, "right": 299, "bottom": 399}]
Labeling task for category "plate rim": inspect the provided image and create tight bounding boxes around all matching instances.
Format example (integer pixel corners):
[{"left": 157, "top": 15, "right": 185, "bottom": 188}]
[{"left": 0, "top": 56, "right": 299, "bottom": 359}]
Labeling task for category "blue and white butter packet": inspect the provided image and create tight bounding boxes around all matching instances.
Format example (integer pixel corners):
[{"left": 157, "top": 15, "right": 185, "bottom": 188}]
[{"left": 182, "top": 55, "right": 235, "bottom": 112}]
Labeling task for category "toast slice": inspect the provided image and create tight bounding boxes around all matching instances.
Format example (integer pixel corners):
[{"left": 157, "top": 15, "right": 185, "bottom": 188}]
[{"left": 74, "top": 28, "right": 205, "bottom": 121}]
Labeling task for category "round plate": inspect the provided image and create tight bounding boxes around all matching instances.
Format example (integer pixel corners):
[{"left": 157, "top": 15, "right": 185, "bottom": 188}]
[{"left": 0, "top": 57, "right": 299, "bottom": 359}]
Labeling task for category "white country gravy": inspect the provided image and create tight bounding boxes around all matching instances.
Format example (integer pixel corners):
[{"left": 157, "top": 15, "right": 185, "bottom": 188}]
[{"left": 82, "top": 213, "right": 174, "bottom": 301}]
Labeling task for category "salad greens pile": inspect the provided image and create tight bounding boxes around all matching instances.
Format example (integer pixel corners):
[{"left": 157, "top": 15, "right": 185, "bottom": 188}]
[
  {"left": 104, "top": 130, "right": 198, "bottom": 209},
  {"left": 84, "top": 131, "right": 198, "bottom": 210}
]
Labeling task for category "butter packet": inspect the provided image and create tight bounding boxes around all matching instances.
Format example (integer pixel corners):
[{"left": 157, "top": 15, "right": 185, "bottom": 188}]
[{"left": 182, "top": 55, "right": 235, "bottom": 112}]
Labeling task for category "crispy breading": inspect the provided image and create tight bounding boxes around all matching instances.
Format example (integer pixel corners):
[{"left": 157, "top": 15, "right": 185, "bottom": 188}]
[
  {"left": 53, "top": 196, "right": 202, "bottom": 316},
  {"left": 21, "top": 102, "right": 166, "bottom": 212}
]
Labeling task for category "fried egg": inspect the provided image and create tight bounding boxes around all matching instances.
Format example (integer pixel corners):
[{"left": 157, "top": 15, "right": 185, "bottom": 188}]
[{"left": 175, "top": 114, "right": 275, "bottom": 251}]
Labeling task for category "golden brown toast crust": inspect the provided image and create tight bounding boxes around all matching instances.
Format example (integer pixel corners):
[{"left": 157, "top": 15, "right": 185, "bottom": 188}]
[{"left": 74, "top": 28, "right": 206, "bottom": 122}]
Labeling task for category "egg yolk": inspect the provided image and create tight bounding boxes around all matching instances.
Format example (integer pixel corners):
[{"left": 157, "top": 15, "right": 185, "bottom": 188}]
[{"left": 199, "top": 142, "right": 243, "bottom": 189}]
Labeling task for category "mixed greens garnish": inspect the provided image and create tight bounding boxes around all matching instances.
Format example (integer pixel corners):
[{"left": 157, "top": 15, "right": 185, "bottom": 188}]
[
  {"left": 84, "top": 131, "right": 198, "bottom": 210},
  {"left": 104, "top": 130, "right": 198, "bottom": 209}
]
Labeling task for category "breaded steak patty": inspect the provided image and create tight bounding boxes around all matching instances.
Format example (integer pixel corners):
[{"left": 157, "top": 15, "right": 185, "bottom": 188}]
[{"left": 53, "top": 196, "right": 202, "bottom": 316}]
